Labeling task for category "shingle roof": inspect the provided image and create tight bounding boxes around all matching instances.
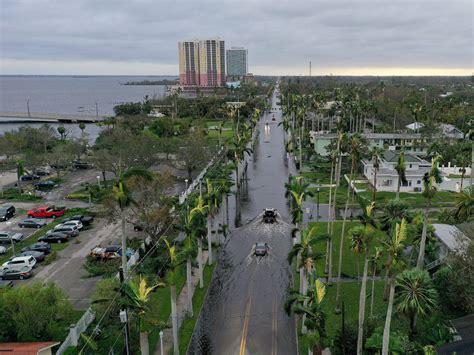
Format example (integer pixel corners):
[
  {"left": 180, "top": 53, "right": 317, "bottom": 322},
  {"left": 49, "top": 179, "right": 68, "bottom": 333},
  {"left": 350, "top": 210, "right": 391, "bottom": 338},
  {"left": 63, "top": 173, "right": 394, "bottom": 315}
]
[{"left": 0, "top": 342, "right": 60, "bottom": 354}]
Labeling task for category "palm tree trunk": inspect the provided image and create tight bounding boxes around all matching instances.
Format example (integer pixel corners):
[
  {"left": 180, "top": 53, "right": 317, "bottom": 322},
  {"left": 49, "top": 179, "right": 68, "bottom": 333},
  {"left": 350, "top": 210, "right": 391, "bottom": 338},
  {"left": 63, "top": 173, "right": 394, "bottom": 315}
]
[
  {"left": 372, "top": 168, "right": 378, "bottom": 202},
  {"left": 186, "top": 257, "right": 193, "bottom": 316},
  {"left": 299, "top": 125, "right": 303, "bottom": 170},
  {"left": 198, "top": 238, "right": 204, "bottom": 288},
  {"left": 335, "top": 163, "right": 354, "bottom": 313},
  {"left": 370, "top": 262, "right": 377, "bottom": 317},
  {"left": 207, "top": 216, "right": 213, "bottom": 265},
  {"left": 357, "top": 252, "right": 369, "bottom": 355},
  {"left": 325, "top": 161, "right": 335, "bottom": 275},
  {"left": 416, "top": 207, "right": 429, "bottom": 268},
  {"left": 140, "top": 331, "right": 149, "bottom": 355},
  {"left": 382, "top": 278, "right": 395, "bottom": 355},
  {"left": 121, "top": 210, "right": 128, "bottom": 278},
  {"left": 170, "top": 285, "right": 179, "bottom": 355},
  {"left": 396, "top": 177, "right": 401, "bottom": 200},
  {"left": 301, "top": 268, "right": 308, "bottom": 334}
]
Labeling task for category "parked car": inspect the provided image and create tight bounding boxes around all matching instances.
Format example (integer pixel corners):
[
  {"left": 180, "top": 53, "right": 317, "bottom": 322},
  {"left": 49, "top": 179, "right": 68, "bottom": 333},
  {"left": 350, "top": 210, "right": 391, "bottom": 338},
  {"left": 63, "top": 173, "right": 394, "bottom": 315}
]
[
  {"left": 20, "top": 174, "right": 40, "bottom": 181},
  {"left": 14, "top": 250, "right": 46, "bottom": 262},
  {"left": 34, "top": 180, "right": 56, "bottom": 190},
  {"left": 254, "top": 242, "right": 269, "bottom": 256},
  {"left": 73, "top": 160, "right": 92, "bottom": 169},
  {"left": 21, "top": 242, "right": 51, "bottom": 255},
  {"left": 34, "top": 167, "right": 51, "bottom": 176},
  {"left": 18, "top": 219, "right": 48, "bottom": 229},
  {"left": 64, "top": 215, "right": 94, "bottom": 226},
  {"left": 39, "top": 232, "right": 70, "bottom": 243},
  {"left": 263, "top": 208, "right": 277, "bottom": 223},
  {"left": 0, "top": 232, "right": 24, "bottom": 244},
  {"left": 0, "top": 205, "right": 15, "bottom": 221},
  {"left": 51, "top": 225, "right": 79, "bottom": 237},
  {"left": 62, "top": 220, "right": 83, "bottom": 230},
  {"left": 1, "top": 256, "right": 36, "bottom": 272},
  {"left": 27, "top": 205, "right": 65, "bottom": 219},
  {"left": 90, "top": 246, "right": 134, "bottom": 260},
  {"left": 0, "top": 267, "right": 33, "bottom": 280}
]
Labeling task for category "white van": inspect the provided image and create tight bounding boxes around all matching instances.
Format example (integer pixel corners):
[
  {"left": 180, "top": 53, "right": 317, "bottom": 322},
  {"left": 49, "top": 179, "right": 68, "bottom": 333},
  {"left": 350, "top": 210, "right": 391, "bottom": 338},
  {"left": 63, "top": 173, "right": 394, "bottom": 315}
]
[{"left": 1, "top": 256, "right": 36, "bottom": 272}]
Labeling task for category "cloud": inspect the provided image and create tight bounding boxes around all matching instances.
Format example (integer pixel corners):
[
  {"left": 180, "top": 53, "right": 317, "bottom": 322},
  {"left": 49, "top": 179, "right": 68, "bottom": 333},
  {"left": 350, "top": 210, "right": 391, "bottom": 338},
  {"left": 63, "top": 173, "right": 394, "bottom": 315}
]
[{"left": 1, "top": 0, "right": 472, "bottom": 74}]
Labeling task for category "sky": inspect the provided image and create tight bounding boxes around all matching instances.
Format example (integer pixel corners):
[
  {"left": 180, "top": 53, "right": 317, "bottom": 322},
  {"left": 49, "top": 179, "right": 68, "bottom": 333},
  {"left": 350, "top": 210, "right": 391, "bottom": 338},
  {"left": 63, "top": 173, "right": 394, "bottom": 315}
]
[{"left": 1, "top": 0, "right": 472, "bottom": 76}]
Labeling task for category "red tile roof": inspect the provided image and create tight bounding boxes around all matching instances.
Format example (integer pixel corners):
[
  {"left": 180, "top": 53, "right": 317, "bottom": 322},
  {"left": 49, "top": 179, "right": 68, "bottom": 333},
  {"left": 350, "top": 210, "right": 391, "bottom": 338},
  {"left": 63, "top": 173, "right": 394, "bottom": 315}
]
[{"left": 0, "top": 342, "right": 60, "bottom": 354}]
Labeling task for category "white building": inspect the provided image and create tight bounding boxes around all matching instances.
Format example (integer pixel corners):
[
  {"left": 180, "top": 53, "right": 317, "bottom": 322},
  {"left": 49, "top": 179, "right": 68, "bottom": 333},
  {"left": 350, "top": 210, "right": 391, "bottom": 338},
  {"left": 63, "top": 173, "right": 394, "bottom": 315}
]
[{"left": 363, "top": 151, "right": 431, "bottom": 192}]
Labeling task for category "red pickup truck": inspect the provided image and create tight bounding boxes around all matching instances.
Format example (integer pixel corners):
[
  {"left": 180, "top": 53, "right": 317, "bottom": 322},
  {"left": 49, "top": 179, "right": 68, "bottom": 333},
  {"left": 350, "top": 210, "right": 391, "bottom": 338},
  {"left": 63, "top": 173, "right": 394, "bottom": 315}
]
[{"left": 27, "top": 205, "right": 66, "bottom": 219}]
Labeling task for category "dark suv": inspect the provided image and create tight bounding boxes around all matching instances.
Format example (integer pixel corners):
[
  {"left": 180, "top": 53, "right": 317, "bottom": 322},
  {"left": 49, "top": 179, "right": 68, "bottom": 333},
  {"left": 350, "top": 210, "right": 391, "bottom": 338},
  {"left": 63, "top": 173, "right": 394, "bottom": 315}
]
[
  {"left": 0, "top": 205, "right": 15, "bottom": 222},
  {"left": 263, "top": 208, "right": 277, "bottom": 223}
]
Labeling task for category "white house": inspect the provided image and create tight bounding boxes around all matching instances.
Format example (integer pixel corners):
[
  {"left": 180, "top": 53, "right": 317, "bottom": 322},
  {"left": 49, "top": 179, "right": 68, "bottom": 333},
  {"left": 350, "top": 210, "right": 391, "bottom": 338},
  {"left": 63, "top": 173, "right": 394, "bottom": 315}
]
[{"left": 363, "top": 151, "right": 431, "bottom": 192}]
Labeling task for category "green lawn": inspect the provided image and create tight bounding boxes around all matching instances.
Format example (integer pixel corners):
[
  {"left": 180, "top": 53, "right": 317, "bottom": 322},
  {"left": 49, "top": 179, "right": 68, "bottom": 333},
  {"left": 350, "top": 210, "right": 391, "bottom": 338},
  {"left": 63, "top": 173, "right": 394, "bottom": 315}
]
[
  {"left": 359, "top": 190, "right": 457, "bottom": 207},
  {"left": 308, "top": 186, "right": 350, "bottom": 207},
  {"left": 307, "top": 221, "right": 387, "bottom": 278},
  {"left": 178, "top": 264, "right": 215, "bottom": 354},
  {"left": 147, "top": 265, "right": 187, "bottom": 352},
  {"left": 298, "top": 281, "right": 387, "bottom": 354}
]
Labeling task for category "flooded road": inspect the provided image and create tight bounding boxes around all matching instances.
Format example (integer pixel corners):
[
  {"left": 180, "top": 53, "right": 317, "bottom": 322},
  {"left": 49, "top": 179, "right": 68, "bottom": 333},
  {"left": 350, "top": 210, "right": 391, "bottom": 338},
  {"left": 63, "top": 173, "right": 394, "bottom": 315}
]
[{"left": 188, "top": 89, "right": 297, "bottom": 354}]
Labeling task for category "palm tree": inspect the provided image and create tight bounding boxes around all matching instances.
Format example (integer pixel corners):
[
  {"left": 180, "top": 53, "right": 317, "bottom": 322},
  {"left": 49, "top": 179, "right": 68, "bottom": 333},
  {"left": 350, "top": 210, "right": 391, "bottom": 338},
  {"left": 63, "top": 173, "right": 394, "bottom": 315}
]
[
  {"left": 122, "top": 276, "right": 164, "bottom": 355},
  {"left": 205, "top": 179, "right": 220, "bottom": 264},
  {"left": 395, "top": 151, "right": 407, "bottom": 200},
  {"left": 163, "top": 238, "right": 181, "bottom": 355},
  {"left": 458, "top": 155, "right": 470, "bottom": 191},
  {"left": 453, "top": 186, "right": 474, "bottom": 222},
  {"left": 417, "top": 155, "right": 442, "bottom": 268},
  {"left": 350, "top": 203, "right": 376, "bottom": 354},
  {"left": 369, "top": 247, "right": 383, "bottom": 318},
  {"left": 112, "top": 168, "right": 154, "bottom": 277},
  {"left": 189, "top": 196, "right": 208, "bottom": 288},
  {"left": 288, "top": 226, "right": 326, "bottom": 333},
  {"left": 182, "top": 212, "right": 197, "bottom": 317},
  {"left": 335, "top": 133, "right": 367, "bottom": 313},
  {"left": 370, "top": 147, "right": 385, "bottom": 202},
  {"left": 381, "top": 219, "right": 407, "bottom": 355},
  {"left": 285, "top": 278, "right": 328, "bottom": 355},
  {"left": 286, "top": 176, "right": 314, "bottom": 237},
  {"left": 379, "top": 199, "right": 412, "bottom": 233},
  {"left": 395, "top": 268, "right": 439, "bottom": 339}
]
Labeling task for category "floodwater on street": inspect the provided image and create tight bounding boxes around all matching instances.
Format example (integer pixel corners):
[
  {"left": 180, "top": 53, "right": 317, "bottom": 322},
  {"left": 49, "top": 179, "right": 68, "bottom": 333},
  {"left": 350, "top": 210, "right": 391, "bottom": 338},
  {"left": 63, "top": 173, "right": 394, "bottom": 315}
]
[{"left": 188, "top": 90, "right": 298, "bottom": 354}]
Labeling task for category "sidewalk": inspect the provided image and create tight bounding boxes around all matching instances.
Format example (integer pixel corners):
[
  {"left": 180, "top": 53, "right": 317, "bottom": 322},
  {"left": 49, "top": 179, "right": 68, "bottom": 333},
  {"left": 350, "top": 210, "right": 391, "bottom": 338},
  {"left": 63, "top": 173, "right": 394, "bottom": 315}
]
[{"left": 155, "top": 251, "right": 209, "bottom": 355}]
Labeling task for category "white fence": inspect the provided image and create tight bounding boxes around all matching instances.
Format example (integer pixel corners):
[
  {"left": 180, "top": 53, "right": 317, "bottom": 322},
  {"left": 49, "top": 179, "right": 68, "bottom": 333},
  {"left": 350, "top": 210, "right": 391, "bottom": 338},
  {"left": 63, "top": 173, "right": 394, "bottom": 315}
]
[{"left": 56, "top": 307, "right": 95, "bottom": 354}]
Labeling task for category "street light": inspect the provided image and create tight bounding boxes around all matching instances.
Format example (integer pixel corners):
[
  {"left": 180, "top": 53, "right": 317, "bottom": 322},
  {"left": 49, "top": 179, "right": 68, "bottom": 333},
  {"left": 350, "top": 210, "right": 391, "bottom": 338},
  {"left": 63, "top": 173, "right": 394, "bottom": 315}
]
[
  {"left": 96, "top": 175, "right": 101, "bottom": 189},
  {"left": 159, "top": 330, "right": 164, "bottom": 355},
  {"left": 184, "top": 179, "right": 189, "bottom": 191},
  {"left": 316, "top": 187, "right": 320, "bottom": 223}
]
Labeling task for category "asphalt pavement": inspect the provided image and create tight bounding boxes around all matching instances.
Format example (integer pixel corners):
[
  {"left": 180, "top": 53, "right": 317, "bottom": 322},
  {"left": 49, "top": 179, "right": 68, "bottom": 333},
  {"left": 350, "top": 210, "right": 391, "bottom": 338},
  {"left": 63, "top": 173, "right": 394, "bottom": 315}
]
[{"left": 188, "top": 90, "right": 298, "bottom": 354}]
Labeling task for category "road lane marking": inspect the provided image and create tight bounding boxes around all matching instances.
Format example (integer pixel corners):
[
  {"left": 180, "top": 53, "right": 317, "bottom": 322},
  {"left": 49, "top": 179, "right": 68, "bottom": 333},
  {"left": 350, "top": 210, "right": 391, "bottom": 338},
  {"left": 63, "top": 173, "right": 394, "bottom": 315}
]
[{"left": 239, "top": 294, "right": 252, "bottom": 355}]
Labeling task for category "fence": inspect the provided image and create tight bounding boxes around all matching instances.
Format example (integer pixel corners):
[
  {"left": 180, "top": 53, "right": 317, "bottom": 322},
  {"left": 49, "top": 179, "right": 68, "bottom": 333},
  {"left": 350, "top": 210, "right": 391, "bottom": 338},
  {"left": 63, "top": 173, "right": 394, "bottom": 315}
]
[{"left": 56, "top": 307, "right": 95, "bottom": 354}]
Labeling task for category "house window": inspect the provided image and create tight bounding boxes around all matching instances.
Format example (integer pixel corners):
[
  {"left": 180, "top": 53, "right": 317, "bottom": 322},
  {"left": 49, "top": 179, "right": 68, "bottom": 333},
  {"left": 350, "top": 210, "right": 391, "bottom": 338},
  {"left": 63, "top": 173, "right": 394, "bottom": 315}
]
[
  {"left": 382, "top": 180, "right": 393, "bottom": 186},
  {"left": 409, "top": 164, "right": 412, "bottom": 168},
  {"left": 417, "top": 180, "right": 421, "bottom": 184}
]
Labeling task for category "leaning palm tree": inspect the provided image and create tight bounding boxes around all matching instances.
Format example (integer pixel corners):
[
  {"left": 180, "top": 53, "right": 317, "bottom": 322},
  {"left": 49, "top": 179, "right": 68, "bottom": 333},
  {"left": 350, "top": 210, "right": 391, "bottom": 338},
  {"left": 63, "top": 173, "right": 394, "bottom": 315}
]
[
  {"left": 112, "top": 168, "right": 154, "bottom": 277},
  {"left": 335, "top": 133, "right": 367, "bottom": 313},
  {"left": 395, "top": 151, "right": 407, "bottom": 200},
  {"left": 163, "top": 238, "right": 181, "bottom": 355},
  {"left": 381, "top": 219, "right": 407, "bottom": 355},
  {"left": 417, "top": 155, "right": 442, "bottom": 268},
  {"left": 189, "top": 196, "right": 208, "bottom": 288},
  {"left": 395, "top": 268, "right": 439, "bottom": 340}
]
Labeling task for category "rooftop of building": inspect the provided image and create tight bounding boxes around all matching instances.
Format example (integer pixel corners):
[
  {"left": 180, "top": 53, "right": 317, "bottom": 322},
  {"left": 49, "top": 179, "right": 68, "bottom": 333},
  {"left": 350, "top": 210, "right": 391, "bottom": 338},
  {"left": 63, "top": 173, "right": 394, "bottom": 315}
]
[
  {"left": 437, "top": 314, "right": 474, "bottom": 355},
  {"left": 432, "top": 223, "right": 470, "bottom": 252},
  {"left": 0, "top": 342, "right": 60, "bottom": 354}
]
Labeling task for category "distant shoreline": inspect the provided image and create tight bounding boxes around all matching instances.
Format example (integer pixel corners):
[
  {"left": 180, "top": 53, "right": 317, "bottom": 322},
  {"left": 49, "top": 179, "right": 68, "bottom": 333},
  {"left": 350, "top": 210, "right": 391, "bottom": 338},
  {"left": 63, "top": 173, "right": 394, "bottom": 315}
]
[{"left": 121, "top": 79, "right": 178, "bottom": 86}]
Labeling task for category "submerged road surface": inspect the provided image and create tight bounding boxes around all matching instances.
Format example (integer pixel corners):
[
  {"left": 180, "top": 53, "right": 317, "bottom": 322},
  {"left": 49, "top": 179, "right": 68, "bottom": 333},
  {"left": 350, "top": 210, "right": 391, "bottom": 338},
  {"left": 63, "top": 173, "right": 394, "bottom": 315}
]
[{"left": 188, "top": 89, "right": 297, "bottom": 354}]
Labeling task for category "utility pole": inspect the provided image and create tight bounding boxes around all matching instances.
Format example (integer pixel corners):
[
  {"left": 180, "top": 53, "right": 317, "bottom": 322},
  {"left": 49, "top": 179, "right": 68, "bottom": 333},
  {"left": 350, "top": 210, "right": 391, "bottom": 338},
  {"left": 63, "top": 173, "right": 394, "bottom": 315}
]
[
  {"left": 309, "top": 60, "right": 312, "bottom": 77},
  {"left": 95, "top": 102, "right": 99, "bottom": 118},
  {"left": 119, "top": 268, "right": 131, "bottom": 355},
  {"left": 26, "top": 98, "right": 31, "bottom": 117}
]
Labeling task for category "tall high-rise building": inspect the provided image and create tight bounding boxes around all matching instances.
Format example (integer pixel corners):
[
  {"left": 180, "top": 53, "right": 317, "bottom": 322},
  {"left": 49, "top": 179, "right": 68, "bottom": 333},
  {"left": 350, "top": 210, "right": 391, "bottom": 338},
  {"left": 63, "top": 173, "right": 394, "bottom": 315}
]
[
  {"left": 178, "top": 38, "right": 226, "bottom": 87},
  {"left": 226, "top": 47, "right": 248, "bottom": 77}
]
